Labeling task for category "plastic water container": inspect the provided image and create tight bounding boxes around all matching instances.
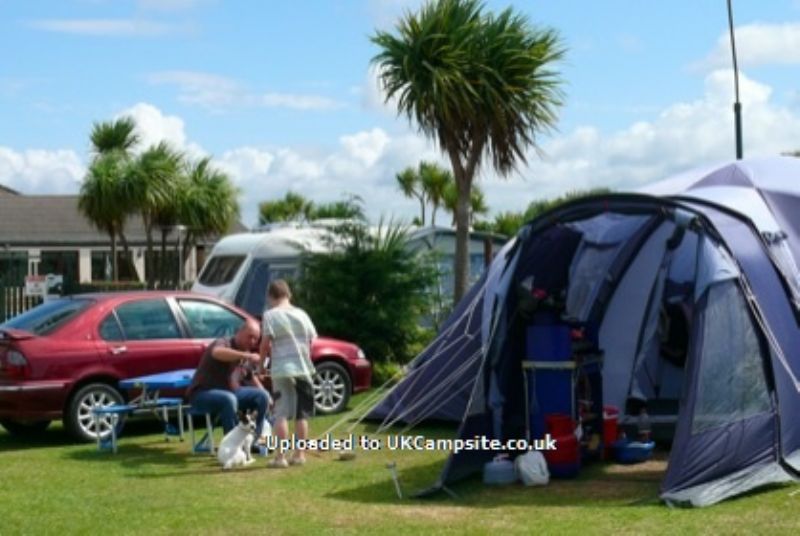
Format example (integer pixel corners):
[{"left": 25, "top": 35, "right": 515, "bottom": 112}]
[
  {"left": 602, "top": 405, "right": 619, "bottom": 448},
  {"left": 483, "top": 456, "right": 517, "bottom": 485},
  {"left": 543, "top": 433, "right": 581, "bottom": 478}
]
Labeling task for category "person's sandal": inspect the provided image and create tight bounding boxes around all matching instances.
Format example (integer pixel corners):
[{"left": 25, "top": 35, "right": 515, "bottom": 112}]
[
  {"left": 289, "top": 457, "right": 306, "bottom": 466},
  {"left": 268, "top": 458, "right": 289, "bottom": 469}
]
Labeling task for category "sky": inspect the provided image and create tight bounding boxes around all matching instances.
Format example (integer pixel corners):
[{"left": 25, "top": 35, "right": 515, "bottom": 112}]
[{"left": 2, "top": 0, "right": 800, "bottom": 228}]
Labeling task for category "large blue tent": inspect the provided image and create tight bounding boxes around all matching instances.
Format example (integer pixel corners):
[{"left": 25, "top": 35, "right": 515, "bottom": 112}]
[{"left": 368, "top": 156, "right": 800, "bottom": 506}]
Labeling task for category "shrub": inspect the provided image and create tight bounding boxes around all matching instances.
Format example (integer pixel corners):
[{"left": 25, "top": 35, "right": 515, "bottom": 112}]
[
  {"left": 371, "top": 361, "right": 406, "bottom": 387},
  {"left": 295, "top": 221, "right": 439, "bottom": 365}
]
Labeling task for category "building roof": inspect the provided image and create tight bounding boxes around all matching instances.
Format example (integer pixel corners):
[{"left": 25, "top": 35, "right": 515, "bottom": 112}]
[
  {"left": 0, "top": 194, "right": 247, "bottom": 247},
  {"left": 0, "top": 184, "right": 20, "bottom": 196}
]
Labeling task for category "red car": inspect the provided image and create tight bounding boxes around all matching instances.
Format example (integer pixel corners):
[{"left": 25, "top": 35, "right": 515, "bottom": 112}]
[{"left": 0, "top": 292, "right": 371, "bottom": 441}]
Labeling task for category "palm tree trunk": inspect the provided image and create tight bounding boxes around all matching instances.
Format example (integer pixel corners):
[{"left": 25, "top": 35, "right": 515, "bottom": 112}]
[
  {"left": 160, "top": 228, "right": 168, "bottom": 288},
  {"left": 453, "top": 177, "right": 471, "bottom": 303},
  {"left": 431, "top": 203, "right": 438, "bottom": 227},
  {"left": 118, "top": 231, "right": 131, "bottom": 281},
  {"left": 182, "top": 233, "right": 193, "bottom": 264},
  {"left": 446, "top": 137, "right": 482, "bottom": 303},
  {"left": 418, "top": 195, "right": 426, "bottom": 226},
  {"left": 110, "top": 231, "right": 118, "bottom": 282},
  {"left": 144, "top": 218, "right": 155, "bottom": 289}
]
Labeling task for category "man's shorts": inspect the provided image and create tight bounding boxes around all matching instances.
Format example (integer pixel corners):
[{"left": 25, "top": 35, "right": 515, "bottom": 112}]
[{"left": 272, "top": 376, "right": 315, "bottom": 420}]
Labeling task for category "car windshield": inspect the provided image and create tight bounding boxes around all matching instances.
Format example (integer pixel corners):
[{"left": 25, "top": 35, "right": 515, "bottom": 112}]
[
  {"left": 198, "top": 255, "right": 245, "bottom": 286},
  {"left": 1, "top": 298, "right": 94, "bottom": 336}
]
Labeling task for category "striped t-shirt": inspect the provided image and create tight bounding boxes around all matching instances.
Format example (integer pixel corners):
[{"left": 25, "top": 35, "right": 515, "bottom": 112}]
[{"left": 262, "top": 305, "right": 317, "bottom": 380}]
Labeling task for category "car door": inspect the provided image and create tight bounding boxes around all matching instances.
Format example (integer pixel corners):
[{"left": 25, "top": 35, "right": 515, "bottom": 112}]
[{"left": 96, "top": 297, "right": 200, "bottom": 380}]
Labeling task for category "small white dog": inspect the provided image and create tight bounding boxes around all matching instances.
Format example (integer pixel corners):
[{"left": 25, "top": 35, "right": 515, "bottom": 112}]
[{"left": 217, "top": 411, "right": 256, "bottom": 470}]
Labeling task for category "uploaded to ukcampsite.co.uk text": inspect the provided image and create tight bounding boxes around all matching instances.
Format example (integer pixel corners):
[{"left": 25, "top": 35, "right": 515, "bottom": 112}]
[{"left": 266, "top": 434, "right": 559, "bottom": 454}]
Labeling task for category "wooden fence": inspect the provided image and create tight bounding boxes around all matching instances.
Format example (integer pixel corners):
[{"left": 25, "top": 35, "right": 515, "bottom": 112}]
[{"left": 0, "top": 286, "right": 43, "bottom": 323}]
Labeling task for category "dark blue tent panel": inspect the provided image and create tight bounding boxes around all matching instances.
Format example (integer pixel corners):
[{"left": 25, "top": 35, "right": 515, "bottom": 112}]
[{"left": 367, "top": 271, "right": 488, "bottom": 424}]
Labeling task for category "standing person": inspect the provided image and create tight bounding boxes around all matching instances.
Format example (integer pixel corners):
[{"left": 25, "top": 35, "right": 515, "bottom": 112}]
[
  {"left": 187, "top": 319, "right": 270, "bottom": 444},
  {"left": 260, "top": 279, "right": 317, "bottom": 468}
]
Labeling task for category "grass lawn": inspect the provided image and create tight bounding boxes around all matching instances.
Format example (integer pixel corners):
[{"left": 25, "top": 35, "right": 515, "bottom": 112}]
[{"left": 1, "top": 391, "right": 798, "bottom": 535}]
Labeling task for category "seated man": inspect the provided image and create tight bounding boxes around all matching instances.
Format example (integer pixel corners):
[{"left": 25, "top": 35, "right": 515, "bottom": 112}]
[{"left": 187, "top": 319, "right": 270, "bottom": 443}]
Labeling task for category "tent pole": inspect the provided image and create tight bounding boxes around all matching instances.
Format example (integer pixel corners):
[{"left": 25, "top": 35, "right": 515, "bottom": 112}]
[{"left": 727, "top": 0, "right": 743, "bottom": 160}]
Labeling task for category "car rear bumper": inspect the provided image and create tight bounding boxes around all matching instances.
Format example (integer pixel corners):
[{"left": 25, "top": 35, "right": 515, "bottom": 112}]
[
  {"left": 0, "top": 380, "right": 69, "bottom": 420},
  {"left": 351, "top": 359, "right": 372, "bottom": 393}
]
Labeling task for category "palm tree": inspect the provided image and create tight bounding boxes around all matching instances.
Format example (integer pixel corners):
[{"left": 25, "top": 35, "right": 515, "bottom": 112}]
[
  {"left": 258, "top": 192, "right": 313, "bottom": 224},
  {"left": 395, "top": 167, "right": 426, "bottom": 225},
  {"left": 179, "top": 157, "right": 240, "bottom": 266},
  {"left": 90, "top": 117, "right": 139, "bottom": 156},
  {"left": 153, "top": 172, "right": 186, "bottom": 288},
  {"left": 444, "top": 181, "right": 488, "bottom": 226},
  {"left": 372, "top": 0, "right": 564, "bottom": 300},
  {"left": 81, "top": 116, "right": 140, "bottom": 281},
  {"left": 128, "top": 142, "right": 184, "bottom": 289},
  {"left": 308, "top": 195, "right": 365, "bottom": 221},
  {"left": 78, "top": 153, "right": 130, "bottom": 281},
  {"left": 419, "top": 161, "right": 452, "bottom": 226}
]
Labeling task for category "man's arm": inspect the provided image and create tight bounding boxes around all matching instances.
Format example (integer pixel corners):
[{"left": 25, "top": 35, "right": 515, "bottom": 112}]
[{"left": 211, "top": 344, "right": 259, "bottom": 365}]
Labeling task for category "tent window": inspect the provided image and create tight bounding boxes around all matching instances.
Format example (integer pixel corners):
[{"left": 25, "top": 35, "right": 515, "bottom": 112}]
[
  {"left": 692, "top": 282, "right": 771, "bottom": 435},
  {"left": 566, "top": 244, "right": 620, "bottom": 321}
]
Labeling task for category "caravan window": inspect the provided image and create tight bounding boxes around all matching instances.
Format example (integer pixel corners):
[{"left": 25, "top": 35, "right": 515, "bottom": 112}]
[
  {"left": 198, "top": 255, "right": 245, "bottom": 286},
  {"left": 234, "top": 260, "right": 298, "bottom": 318}
]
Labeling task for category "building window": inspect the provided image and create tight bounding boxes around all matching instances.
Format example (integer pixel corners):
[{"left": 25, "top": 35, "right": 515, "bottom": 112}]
[
  {"left": 39, "top": 251, "right": 79, "bottom": 293},
  {"left": 0, "top": 251, "right": 28, "bottom": 286},
  {"left": 91, "top": 251, "right": 138, "bottom": 281}
]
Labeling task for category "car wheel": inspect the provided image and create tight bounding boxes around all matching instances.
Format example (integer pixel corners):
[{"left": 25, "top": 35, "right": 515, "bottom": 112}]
[
  {"left": 65, "top": 383, "right": 125, "bottom": 442},
  {"left": 313, "top": 361, "right": 351, "bottom": 415},
  {"left": 0, "top": 419, "right": 51, "bottom": 436}
]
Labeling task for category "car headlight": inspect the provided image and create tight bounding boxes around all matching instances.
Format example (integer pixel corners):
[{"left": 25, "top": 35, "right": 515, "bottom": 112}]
[{"left": 357, "top": 348, "right": 365, "bottom": 360}]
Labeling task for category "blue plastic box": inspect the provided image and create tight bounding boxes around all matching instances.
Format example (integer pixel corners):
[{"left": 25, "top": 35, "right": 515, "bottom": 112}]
[
  {"left": 526, "top": 325, "right": 572, "bottom": 361},
  {"left": 612, "top": 439, "right": 655, "bottom": 464}
]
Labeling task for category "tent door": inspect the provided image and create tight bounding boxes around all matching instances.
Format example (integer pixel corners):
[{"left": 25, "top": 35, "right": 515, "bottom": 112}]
[{"left": 661, "top": 280, "right": 779, "bottom": 506}]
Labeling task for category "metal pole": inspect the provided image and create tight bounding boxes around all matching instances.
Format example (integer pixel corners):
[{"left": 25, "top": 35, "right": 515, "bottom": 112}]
[{"left": 727, "top": 0, "right": 743, "bottom": 159}]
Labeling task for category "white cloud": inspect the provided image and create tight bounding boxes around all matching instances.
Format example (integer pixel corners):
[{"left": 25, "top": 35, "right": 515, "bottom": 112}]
[
  {"left": 216, "top": 128, "right": 440, "bottom": 227},
  {"left": 698, "top": 22, "right": 800, "bottom": 70},
  {"left": 480, "top": 69, "right": 800, "bottom": 213},
  {"left": 0, "top": 148, "right": 84, "bottom": 194},
  {"left": 147, "top": 70, "right": 344, "bottom": 112},
  {"left": 361, "top": 64, "right": 399, "bottom": 115},
  {"left": 340, "top": 128, "right": 390, "bottom": 167},
  {"left": 28, "top": 18, "right": 184, "bottom": 37},
  {"left": 116, "top": 102, "right": 204, "bottom": 158}
]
